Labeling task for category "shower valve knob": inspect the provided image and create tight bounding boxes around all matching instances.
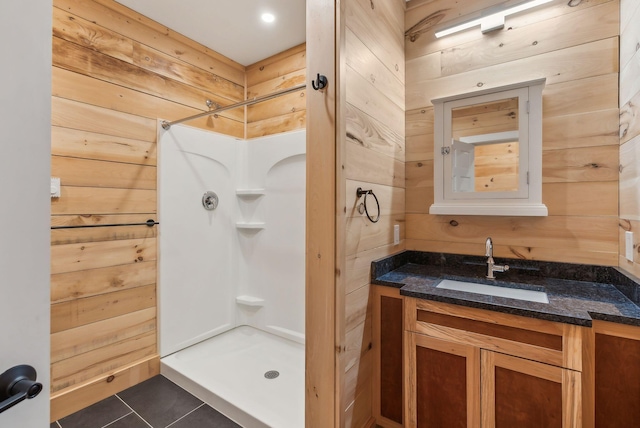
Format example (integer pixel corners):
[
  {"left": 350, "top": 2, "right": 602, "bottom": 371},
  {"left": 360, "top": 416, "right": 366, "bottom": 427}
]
[{"left": 202, "top": 191, "right": 219, "bottom": 211}]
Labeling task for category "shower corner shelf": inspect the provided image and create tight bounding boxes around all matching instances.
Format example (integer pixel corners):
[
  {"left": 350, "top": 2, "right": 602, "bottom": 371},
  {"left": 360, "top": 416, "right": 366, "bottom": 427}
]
[
  {"left": 236, "top": 295, "right": 265, "bottom": 307},
  {"left": 236, "top": 222, "right": 266, "bottom": 230},
  {"left": 236, "top": 189, "right": 265, "bottom": 197}
]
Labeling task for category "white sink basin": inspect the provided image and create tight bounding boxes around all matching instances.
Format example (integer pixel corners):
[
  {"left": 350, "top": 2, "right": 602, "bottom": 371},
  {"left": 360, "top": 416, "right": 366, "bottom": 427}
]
[{"left": 436, "top": 279, "right": 549, "bottom": 304}]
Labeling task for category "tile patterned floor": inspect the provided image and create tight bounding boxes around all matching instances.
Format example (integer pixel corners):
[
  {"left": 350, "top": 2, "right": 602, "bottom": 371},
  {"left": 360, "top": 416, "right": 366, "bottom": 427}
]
[{"left": 51, "top": 375, "right": 241, "bottom": 428}]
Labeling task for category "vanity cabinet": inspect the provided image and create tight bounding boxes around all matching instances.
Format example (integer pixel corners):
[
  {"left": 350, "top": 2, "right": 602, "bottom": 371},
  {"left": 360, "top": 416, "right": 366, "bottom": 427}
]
[{"left": 404, "top": 297, "right": 584, "bottom": 428}]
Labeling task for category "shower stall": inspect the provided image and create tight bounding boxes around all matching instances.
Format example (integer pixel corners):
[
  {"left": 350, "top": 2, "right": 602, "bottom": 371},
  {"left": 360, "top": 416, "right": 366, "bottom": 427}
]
[{"left": 158, "top": 123, "right": 306, "bottom": 427}]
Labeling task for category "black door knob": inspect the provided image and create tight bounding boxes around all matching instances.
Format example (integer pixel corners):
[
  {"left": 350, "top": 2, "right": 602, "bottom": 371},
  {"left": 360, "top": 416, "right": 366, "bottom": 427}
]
[{"left": 0, "top": 365, "right": 43, "bottom": 414}]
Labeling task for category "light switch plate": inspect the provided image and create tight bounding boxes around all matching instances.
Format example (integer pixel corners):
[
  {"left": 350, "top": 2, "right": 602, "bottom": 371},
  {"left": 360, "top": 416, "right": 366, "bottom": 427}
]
[
  {"left": 626, "top": 231, "right": 634, "bottom": 262},
  {"left": 51, "top": 177, "right": 61, "bottom": 198},
  {"left": 394, "top": 224, "right": 400, "bottom": 245}
]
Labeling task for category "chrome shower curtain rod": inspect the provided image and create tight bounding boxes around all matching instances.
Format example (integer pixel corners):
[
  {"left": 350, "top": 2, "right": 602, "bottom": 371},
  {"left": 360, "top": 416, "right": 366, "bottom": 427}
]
[{"left": 161, "top": 83, "right": 307, "bottom": 130}]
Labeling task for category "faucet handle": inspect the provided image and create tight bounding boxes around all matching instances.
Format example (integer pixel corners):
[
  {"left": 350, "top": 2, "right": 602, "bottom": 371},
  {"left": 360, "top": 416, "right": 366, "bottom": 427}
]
[
  {"left": 485, "top": 237, "right": 493, "bottom": 257},
  {"left": 497, "top": 264, "right": 509, "bottom": 273}
]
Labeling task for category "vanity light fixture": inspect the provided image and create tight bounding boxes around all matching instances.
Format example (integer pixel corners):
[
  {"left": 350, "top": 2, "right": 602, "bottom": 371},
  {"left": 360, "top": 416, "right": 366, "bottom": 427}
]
[{"left": 434, "top": 0, "right": 553, "bottom": 38}]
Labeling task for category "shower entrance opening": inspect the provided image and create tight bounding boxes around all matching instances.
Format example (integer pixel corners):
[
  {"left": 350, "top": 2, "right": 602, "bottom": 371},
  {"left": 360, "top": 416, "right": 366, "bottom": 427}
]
[{"left": 158, "top": 123, "right": 306, "bottom": 427}]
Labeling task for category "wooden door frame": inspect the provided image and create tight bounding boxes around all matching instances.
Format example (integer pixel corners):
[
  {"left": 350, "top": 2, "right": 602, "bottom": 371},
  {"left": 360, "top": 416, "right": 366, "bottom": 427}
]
[{"left": 305, "top": 0, "right": 340, "bottom": 427}]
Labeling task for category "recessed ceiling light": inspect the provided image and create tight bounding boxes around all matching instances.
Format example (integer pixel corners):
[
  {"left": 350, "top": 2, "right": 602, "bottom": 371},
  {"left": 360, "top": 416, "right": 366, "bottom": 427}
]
[{"left": 261, "top": 13, "right": 275, "bottom": 23}]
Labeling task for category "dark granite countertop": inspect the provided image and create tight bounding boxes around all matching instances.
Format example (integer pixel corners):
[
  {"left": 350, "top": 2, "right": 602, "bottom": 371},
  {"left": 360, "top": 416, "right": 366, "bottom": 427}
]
[{"left": 372, "top": 251, "right": 640, "bottom": 327}]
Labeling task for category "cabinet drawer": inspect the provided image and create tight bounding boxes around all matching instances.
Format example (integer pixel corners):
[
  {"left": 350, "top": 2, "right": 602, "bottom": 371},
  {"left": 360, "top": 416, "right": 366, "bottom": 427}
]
[{"left": 405, "top": 298, "right": 585, "bottom": 371}]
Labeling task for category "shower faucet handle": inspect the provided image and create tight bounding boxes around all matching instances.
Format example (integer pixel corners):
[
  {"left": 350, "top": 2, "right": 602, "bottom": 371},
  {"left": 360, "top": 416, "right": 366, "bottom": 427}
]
[{"left": 202, "top": 191, "right": 219, "bottom": 211}]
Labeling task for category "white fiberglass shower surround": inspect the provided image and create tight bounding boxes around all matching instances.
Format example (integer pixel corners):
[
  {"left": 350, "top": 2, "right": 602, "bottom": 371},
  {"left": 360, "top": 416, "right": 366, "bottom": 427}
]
[{"left": 158, "top": 123, "right": 305, "bottom": 428}]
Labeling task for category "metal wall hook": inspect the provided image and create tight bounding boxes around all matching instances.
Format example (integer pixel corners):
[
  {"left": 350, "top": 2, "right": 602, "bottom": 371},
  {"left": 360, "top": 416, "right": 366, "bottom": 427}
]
[
  {"left": 356, "top": 187, "right": 380, "bottom": 223},
  {"left": 311, "top": 74, "right": 328, "bottom": 91}
]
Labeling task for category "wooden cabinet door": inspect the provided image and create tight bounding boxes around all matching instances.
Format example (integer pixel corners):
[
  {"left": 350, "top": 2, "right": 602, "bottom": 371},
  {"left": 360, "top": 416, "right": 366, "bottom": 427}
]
[
  {"left": 406, "top": 333, "right": 481, "bottom": 428},
  {"left": 593, "top": 322, "right": 640, "bottom": 427},
  {"left": 373, "top": 286, "right": 404, "bottom": 428},
  {"left": 481, "top": 351, "right": 581, "bottom": 428}
]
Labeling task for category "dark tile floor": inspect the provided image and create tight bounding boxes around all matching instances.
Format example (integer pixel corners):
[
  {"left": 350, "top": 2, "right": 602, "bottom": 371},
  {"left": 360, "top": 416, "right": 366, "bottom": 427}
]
[{"left": 51, "top": 375, "right": 241, "bottom": 428}]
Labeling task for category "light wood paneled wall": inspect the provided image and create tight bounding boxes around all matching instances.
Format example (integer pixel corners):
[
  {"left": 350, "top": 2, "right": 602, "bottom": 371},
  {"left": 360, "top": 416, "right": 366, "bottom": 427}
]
[
  {"left": 50, "top": 0, "right": 243, "bottom": 417},
  {"left": 246, "top": 43, "right": 307, "bottom": 138},
  {"left": 305, "top": 1, "right": 338, "bottom": 426},
  {"left": 340, "top": 0, "right": 406, "bottom": 426},
  {"left": 405, "top": 0, "right": 620, "bottom": 266},
  {"left": 50, "top": 0, "right": 303, "bottom": 420},
  {"left": 619, "top": 0, "right": 640, "bottom": 276}
]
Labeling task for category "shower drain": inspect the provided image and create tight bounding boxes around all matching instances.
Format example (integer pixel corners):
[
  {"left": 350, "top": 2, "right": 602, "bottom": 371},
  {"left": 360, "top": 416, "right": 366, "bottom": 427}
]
[{"left": 264, "top": 370, "right": 280, "bottom": 379}]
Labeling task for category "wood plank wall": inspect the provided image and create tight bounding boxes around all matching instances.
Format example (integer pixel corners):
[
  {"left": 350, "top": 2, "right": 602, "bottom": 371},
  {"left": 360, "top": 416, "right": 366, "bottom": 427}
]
[
  {"left": 340, "top": 0, "right": 406, "bottom": 426},
  {"left": 619, "top": 0, "right": 640, "bottom": 276},
  {"left": 305, "top": 1, "right": 337, "bottom": 425},
  {"left": 50, "top": 0, "right": 304, "bottom": 420},
  {"left": 50, "top": 0, "right": 243, "bottom": 418},
  {"left": 246, "top": 43, "right": 307, "bottom": 138},
  {"left": 405, "top": 0, "right": 620, "bottom": 266}
]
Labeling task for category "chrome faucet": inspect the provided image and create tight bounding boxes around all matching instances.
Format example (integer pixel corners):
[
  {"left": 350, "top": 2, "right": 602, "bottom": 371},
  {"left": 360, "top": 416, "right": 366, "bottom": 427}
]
[{"left": 485, "top": 237, "right": 509, "bottom": 279}]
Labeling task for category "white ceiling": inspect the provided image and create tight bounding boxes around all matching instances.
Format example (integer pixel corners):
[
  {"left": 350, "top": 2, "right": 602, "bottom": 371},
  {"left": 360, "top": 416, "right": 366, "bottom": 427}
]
[{"left": 116, "top": 0, "right": 306, "bottom": 66}]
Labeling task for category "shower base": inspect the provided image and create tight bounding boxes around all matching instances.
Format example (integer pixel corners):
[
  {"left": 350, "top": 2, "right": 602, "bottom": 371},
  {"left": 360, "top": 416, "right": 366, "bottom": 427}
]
[{"left": 161, "top": 325, "right": 304, "bottom": 427}]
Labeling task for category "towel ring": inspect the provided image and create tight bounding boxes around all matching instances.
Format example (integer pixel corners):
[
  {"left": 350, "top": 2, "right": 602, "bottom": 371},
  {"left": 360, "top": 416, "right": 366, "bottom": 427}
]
[{"left": 356, "top": 187, "right": 380, "bottom": 223}]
